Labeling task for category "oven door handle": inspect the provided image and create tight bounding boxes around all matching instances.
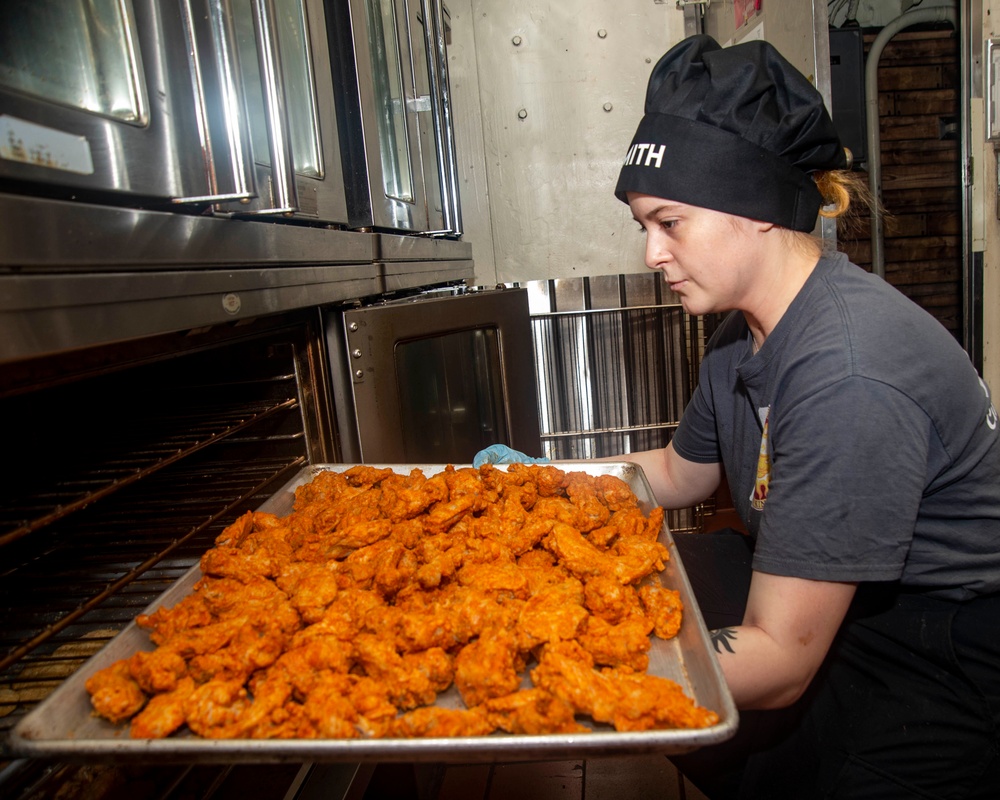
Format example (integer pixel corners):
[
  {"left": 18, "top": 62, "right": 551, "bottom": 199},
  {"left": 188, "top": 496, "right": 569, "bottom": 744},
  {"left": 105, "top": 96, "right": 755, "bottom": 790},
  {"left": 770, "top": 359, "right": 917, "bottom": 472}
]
[
  {"left": 246, "top": 0, "right": 300, "bottom": 215},
  {"left": 174, "top": 0, "right": 256, "bottom": 205},
  {"left": 420, "top": 0, "right": 461, "bottom": 236}
]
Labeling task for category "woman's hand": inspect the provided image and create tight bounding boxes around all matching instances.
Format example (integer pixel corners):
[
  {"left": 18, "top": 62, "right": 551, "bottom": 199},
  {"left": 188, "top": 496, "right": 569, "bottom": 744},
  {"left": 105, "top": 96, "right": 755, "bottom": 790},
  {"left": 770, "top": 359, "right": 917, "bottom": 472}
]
[{"left": 472, "top": 444, "right": 550, "bottom": 468}]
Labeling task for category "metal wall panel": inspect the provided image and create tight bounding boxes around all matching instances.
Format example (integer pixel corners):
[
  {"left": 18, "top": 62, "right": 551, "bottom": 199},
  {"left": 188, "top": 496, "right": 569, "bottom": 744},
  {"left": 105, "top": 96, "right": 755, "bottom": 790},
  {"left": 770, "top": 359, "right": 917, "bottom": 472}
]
[{"left": 448, "top": 0, "right": 688, "bottom": 285}]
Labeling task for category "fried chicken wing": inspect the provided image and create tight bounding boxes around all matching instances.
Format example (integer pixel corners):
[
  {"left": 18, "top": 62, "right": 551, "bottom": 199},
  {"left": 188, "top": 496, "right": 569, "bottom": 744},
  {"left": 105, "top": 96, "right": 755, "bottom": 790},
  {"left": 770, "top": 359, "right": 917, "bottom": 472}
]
[
  {"left": 607, "top": 670, "right": 720, "bottom": 731},
  {"left": 128, "top": 647, "right": 188, "bottom": 694},
  {"left": 482, "top": 687, "right": 587, "bottom": 735},
  {"left": 136, "top": 593, "right": 213, "bottom": 645},
  {"left": 639, "top": 584, "right": 684, "bottom": 640},
  {"left": 583, "top": 575, "right": 643, "bottom": 624},
  {"left": 128, "top": 676, "right": 195, "bottom": 739},
  {"left": 531, "top": 640, "right": 718, "bottom": 732},
  {"left": 353, "top": 634, "right": 451, "bottom": 710},
  {"left": 577, "top": 615, "right": 654, "bottom": 671},
  {"left": 516, "top": 579, "right": 589, "bottom": 651},
  {"left": 86, "top": 660, "right": 146, "bottom": 724},
  {"left": 611, "top": 536, "right": 671, "bottom": 585},
  {"left": 542, "top": 522, "right": 615, "bottom": 580},
  {"left": 389, "top": 706, "right": 493, "bottom": 738},
  {"left": 274, "top": 562, "right": 341, "bottom": 624},
  {"left": 595, "top": 473, "right": 640, "bottom": 511},
  {"left": 183, "top": 678, "right": 254, "bottom": 739},
  {"left": 453, "top": 629, "right": 524, "bottom": 706}
]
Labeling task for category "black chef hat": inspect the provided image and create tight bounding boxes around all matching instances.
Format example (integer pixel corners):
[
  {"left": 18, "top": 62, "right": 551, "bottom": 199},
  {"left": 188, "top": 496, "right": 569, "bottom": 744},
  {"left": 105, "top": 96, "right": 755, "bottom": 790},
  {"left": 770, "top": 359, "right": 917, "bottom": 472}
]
[{"left": 615, "top": 34, "right": 847, "bottom": 231}]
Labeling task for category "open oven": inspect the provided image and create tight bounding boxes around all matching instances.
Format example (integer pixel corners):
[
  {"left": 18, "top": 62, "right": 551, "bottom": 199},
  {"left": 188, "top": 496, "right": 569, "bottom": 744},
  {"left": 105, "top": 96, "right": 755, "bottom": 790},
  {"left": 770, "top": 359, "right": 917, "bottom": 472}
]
[
  {"left": 326, "top": 284, "right": 542, "bottom": 464},
  {"left": 0, "top": 310, "right": 345, "bottom": 798}
]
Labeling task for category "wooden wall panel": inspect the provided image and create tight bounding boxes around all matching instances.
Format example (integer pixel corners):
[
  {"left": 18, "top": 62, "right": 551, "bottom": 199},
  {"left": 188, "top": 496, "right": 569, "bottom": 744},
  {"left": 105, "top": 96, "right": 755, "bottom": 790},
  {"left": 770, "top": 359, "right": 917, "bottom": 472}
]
[{"left": 837, "top": 28, "right": 962, "bottom": 339}]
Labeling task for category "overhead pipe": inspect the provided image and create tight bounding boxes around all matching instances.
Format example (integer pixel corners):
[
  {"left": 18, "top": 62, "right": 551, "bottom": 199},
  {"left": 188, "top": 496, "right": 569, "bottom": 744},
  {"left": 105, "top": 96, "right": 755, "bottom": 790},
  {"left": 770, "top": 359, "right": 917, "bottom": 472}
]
[{"left": 865, "top": 3, "right": 957, "bottom": 279}]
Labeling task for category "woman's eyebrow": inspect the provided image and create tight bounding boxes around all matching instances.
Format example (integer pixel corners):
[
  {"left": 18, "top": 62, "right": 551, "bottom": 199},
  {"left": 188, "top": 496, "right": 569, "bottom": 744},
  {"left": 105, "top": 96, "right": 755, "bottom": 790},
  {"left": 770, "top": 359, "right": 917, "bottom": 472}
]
[{"left": 635, "top": 203, "right": 683, "bottom": 222}]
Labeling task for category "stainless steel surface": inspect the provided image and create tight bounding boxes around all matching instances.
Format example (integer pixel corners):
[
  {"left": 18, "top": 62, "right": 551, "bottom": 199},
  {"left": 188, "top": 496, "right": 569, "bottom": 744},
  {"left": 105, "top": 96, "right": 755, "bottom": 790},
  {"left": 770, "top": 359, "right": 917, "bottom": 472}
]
[
  {"left": 334, "top": 287, "right": 541, "bottom": 463},
  {"left": 176, "top": 0, "right": 256, "bottom": 205},
  {"left": 0, "top": 1, "right": 241, "bottom": 203},
  {"left": 376, "top": 232, "right": 472, "bottom": 261},
  {"left": 329, "top": 0, "right": 461, "bottom": 234},
  {"left": 249, "top": 0, "right": 300, "bottom": 215},
  {"left": 0, "top": 194, "right": 376, "bottom": 270},
  {"left": 0, "top": 265, "right": 378, "bottom": 364},
  {"left": 8, "top": 462, "right": 737, "bottom": 763},
  {"left": 380, "top": 259, "right": 474, "bottom": 292},
  {"left": 211, "top": 0, "right": 351, "bottom": 224},
  {"left": 422, "top": 0, "right": 462, "bottom": 236},
  {"left": 527, "top": 277, "right": 692, "bottom": 459},
  {"left": 0, "top": 194, "right": 475, "bottom": 364}
]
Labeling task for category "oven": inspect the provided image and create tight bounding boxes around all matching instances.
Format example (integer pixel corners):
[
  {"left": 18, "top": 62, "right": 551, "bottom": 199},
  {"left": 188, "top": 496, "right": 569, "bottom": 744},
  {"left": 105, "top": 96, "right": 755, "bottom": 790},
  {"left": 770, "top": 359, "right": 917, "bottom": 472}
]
[
  {"left": 327, "top": 284, "right": 542, "bottom": 463},
  {"left": 0, "top": 0, "right": 352, "bottom": 225},
  {"left": 0, "top": 310, "right": 345, "bottom": 799},
  {"left": 0, "top": 0, "right": 459, "bottom": 234},
  {"left": 0, "top": 0, "right": 247, "bottom": 208},
  {"left": 0, "top": 181, "right": 450, "bottom": 797},
  {"left": 328, "top": 0, "right": 461, "bottom": 235},
  {"left": 211, "top": 0, "right": 351, "bottom": 223}
]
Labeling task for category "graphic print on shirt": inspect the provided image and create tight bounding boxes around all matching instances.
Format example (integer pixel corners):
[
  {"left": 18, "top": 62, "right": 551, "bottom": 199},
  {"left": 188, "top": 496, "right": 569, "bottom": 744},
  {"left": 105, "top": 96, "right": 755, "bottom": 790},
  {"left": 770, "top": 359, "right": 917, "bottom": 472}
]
[
  {"left": 751, "top": 406, "right": 771, "bottom": 511},
  {"left": 980, "top": 376, "right": 998, "bottom": 431}
]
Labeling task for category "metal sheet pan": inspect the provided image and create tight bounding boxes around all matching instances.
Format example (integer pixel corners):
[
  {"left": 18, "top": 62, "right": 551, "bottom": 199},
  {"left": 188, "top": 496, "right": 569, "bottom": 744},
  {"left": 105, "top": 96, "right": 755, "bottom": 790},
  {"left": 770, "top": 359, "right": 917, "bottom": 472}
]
[{"left": 8, "top": 462, "right": 738, "bottom": 763}]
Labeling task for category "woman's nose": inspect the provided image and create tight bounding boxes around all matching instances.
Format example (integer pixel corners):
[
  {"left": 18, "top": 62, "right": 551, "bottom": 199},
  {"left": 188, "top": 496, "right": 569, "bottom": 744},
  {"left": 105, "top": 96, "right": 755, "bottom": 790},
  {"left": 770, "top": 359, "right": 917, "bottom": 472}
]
[{"left": 645, "top": 236, "right": 670, "bottom": 271}]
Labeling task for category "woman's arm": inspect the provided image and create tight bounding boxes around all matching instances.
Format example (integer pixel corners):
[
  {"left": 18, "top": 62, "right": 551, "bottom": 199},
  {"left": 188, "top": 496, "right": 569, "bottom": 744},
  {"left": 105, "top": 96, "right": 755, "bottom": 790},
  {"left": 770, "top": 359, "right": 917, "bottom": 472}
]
[
  {"left": 606, "top": 442, "right": 722, "bottom": 509},
  {"left": 713, "top": 571, "right": 856, "bottom": 709}
]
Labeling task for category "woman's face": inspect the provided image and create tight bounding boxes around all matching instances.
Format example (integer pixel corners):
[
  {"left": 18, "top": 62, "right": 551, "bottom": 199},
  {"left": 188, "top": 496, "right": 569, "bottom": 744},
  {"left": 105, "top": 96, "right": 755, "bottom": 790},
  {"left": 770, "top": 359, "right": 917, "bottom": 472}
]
[{"left": 628, "top": 192, "right": 763, "bottom": 316}]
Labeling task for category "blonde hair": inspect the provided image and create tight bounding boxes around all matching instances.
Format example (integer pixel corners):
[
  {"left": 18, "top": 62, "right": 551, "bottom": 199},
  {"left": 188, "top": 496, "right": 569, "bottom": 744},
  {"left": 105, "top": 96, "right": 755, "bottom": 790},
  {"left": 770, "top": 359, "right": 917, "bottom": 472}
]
[{"left": 814, "top": 169, "right": 881, "bottom": 235}]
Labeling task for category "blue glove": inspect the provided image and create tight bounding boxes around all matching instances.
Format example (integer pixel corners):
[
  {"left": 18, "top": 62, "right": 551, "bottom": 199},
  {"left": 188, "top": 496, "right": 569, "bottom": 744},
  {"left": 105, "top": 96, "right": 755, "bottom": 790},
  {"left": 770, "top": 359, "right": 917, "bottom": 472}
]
[{"left": 473, "top": 444, "right": 550, "bottom": 468}]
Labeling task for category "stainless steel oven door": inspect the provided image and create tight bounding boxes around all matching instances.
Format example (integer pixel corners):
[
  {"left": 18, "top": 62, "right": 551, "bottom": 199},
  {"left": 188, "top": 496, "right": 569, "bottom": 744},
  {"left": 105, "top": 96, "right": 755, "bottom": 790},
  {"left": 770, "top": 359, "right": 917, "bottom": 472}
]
[
  {"left": 329, "top": 0, "right": 461, "bottom": 235},
  {"left": 327, "top": 286, "right": 541, "bottom": 463},
  {"left": 212, "top": 0, "right": 350, "bottom": 224},
  {"left": 0, "top": 0, "right": 254, "bottom": 206}
]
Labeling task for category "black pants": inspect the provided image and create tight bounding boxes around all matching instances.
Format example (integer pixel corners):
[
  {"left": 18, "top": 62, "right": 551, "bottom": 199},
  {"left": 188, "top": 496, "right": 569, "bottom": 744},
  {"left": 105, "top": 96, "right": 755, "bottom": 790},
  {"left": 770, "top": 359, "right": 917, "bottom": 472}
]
[{"left": 670, "top": 531, "right": 1000, "bottom": 799}]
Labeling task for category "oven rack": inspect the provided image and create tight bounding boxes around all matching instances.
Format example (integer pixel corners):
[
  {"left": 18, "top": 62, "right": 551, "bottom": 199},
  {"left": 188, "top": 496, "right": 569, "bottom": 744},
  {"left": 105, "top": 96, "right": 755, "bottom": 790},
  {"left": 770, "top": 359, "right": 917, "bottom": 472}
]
[
  {"left": 0, "top": 396, "right": 301, "bottom": 548},
  {"left": 0, "top": 451, "right": 306, "bottom": 743}
]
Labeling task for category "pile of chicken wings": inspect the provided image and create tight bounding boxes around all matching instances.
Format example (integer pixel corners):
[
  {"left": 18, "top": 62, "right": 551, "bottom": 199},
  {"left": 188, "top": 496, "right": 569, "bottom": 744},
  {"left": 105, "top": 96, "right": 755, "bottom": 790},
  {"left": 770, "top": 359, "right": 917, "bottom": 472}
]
[{"left": 86, "top": 463, "right": 719, "bottom": 739}]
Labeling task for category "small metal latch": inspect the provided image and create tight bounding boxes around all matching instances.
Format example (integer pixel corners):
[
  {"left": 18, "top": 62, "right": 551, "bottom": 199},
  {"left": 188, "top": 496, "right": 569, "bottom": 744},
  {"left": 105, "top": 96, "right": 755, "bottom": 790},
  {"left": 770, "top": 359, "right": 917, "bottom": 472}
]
[
  {"left": 675, "top": 0, "right": 711, "bottom": 8},
  {"left": 407, "top": 96, "right": 432, "bottom": 112}
]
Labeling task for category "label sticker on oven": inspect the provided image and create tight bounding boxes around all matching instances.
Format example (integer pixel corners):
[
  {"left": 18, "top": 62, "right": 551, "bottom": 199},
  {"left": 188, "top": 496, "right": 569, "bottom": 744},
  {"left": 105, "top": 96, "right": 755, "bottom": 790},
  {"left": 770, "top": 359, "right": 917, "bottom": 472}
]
[{"left": 0, "top": 115, "right": 95, "bottom": 175}]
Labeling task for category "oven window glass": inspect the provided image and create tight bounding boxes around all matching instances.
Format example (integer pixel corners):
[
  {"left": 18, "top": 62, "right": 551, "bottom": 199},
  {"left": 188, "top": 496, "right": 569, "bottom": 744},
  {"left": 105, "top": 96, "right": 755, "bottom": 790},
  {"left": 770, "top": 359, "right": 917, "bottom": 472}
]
[
  {"left": 364, "top": 0, "right": 414, "bottom": 203},
  {"left": 395, "top": 328, "right": 509, "bottom": 462},
  {"left": 0, "top": 0, "right": 145, "bottom": 124},
  {"left": 233, "top": 0, "right": 323, "bottom": 178}
]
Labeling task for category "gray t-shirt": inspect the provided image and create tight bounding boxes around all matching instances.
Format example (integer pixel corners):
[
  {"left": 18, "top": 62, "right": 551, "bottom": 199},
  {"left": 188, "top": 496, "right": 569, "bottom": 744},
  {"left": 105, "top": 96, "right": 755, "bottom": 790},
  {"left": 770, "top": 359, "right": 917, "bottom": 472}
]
[{"left": 672, "top": 251, "right": 1000, "bottom": 600}]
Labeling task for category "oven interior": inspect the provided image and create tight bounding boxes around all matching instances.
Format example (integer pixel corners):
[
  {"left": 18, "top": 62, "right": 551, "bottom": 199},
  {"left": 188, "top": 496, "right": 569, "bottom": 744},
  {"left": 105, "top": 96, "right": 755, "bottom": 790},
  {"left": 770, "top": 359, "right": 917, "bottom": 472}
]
[{"left": 0, "top": 309, "right": 362, "bottom": 799}]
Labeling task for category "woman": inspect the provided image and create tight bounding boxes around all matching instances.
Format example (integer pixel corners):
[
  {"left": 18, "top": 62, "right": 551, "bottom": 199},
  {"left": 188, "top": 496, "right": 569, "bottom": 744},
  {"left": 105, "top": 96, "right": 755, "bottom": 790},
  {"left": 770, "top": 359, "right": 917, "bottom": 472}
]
[{"left": 479, "top": 34, "right": 1000, "bottom": 798}]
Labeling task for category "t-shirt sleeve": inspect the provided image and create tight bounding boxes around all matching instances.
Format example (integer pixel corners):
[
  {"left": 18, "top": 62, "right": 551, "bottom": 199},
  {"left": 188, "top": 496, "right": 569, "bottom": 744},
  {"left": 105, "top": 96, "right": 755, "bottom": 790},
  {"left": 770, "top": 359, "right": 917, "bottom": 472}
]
[
  {"left": 752, "top": 376, "right": 933, "bottom": 582},
  {"left": 671, "top": 361, "right": 723, "bottom": 465}
]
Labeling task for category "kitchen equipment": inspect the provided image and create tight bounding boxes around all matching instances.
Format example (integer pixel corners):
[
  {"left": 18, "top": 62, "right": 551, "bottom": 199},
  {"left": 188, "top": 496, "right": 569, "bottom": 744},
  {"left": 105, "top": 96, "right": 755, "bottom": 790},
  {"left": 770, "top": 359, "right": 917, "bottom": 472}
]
[
  {"left": 327, "top": 284, "right": 542, "bottom": 463},
  {"left": 0, "top": 0, "right": 354, "bottom": 225},
  {"left": 328, "top": 0, "right": 461, "bottom": 234}
]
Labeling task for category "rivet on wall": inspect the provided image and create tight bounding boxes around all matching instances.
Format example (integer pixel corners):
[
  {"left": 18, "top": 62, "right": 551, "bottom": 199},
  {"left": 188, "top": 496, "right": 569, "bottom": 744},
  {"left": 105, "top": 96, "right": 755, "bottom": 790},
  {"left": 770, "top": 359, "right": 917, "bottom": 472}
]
[
  {"left": 517, "top": 108, "right": 528, "bottom": 120},
  {"left": 597, "top": 29, "right": 608, "bottom": 38},
  {"left": 603, "top": 102, "right": 613, "bottom": 112},
  {"left": 512, "top": 35, "right": 522, "bottom": 46}
]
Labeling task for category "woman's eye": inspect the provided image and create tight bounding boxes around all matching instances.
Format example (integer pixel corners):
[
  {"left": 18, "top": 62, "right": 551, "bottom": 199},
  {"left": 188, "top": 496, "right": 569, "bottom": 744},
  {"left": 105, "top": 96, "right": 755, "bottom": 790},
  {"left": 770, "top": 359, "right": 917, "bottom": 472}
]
[{"left": 660, "top": 219, "right": 676, "bottom": 230}]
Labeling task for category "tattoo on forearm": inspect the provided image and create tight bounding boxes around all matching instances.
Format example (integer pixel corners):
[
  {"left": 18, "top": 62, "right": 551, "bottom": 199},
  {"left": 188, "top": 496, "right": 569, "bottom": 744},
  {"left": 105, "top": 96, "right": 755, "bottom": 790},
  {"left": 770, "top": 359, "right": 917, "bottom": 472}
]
[{"left": 710, "top": 627, "right": 738, "bottom": 654}]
